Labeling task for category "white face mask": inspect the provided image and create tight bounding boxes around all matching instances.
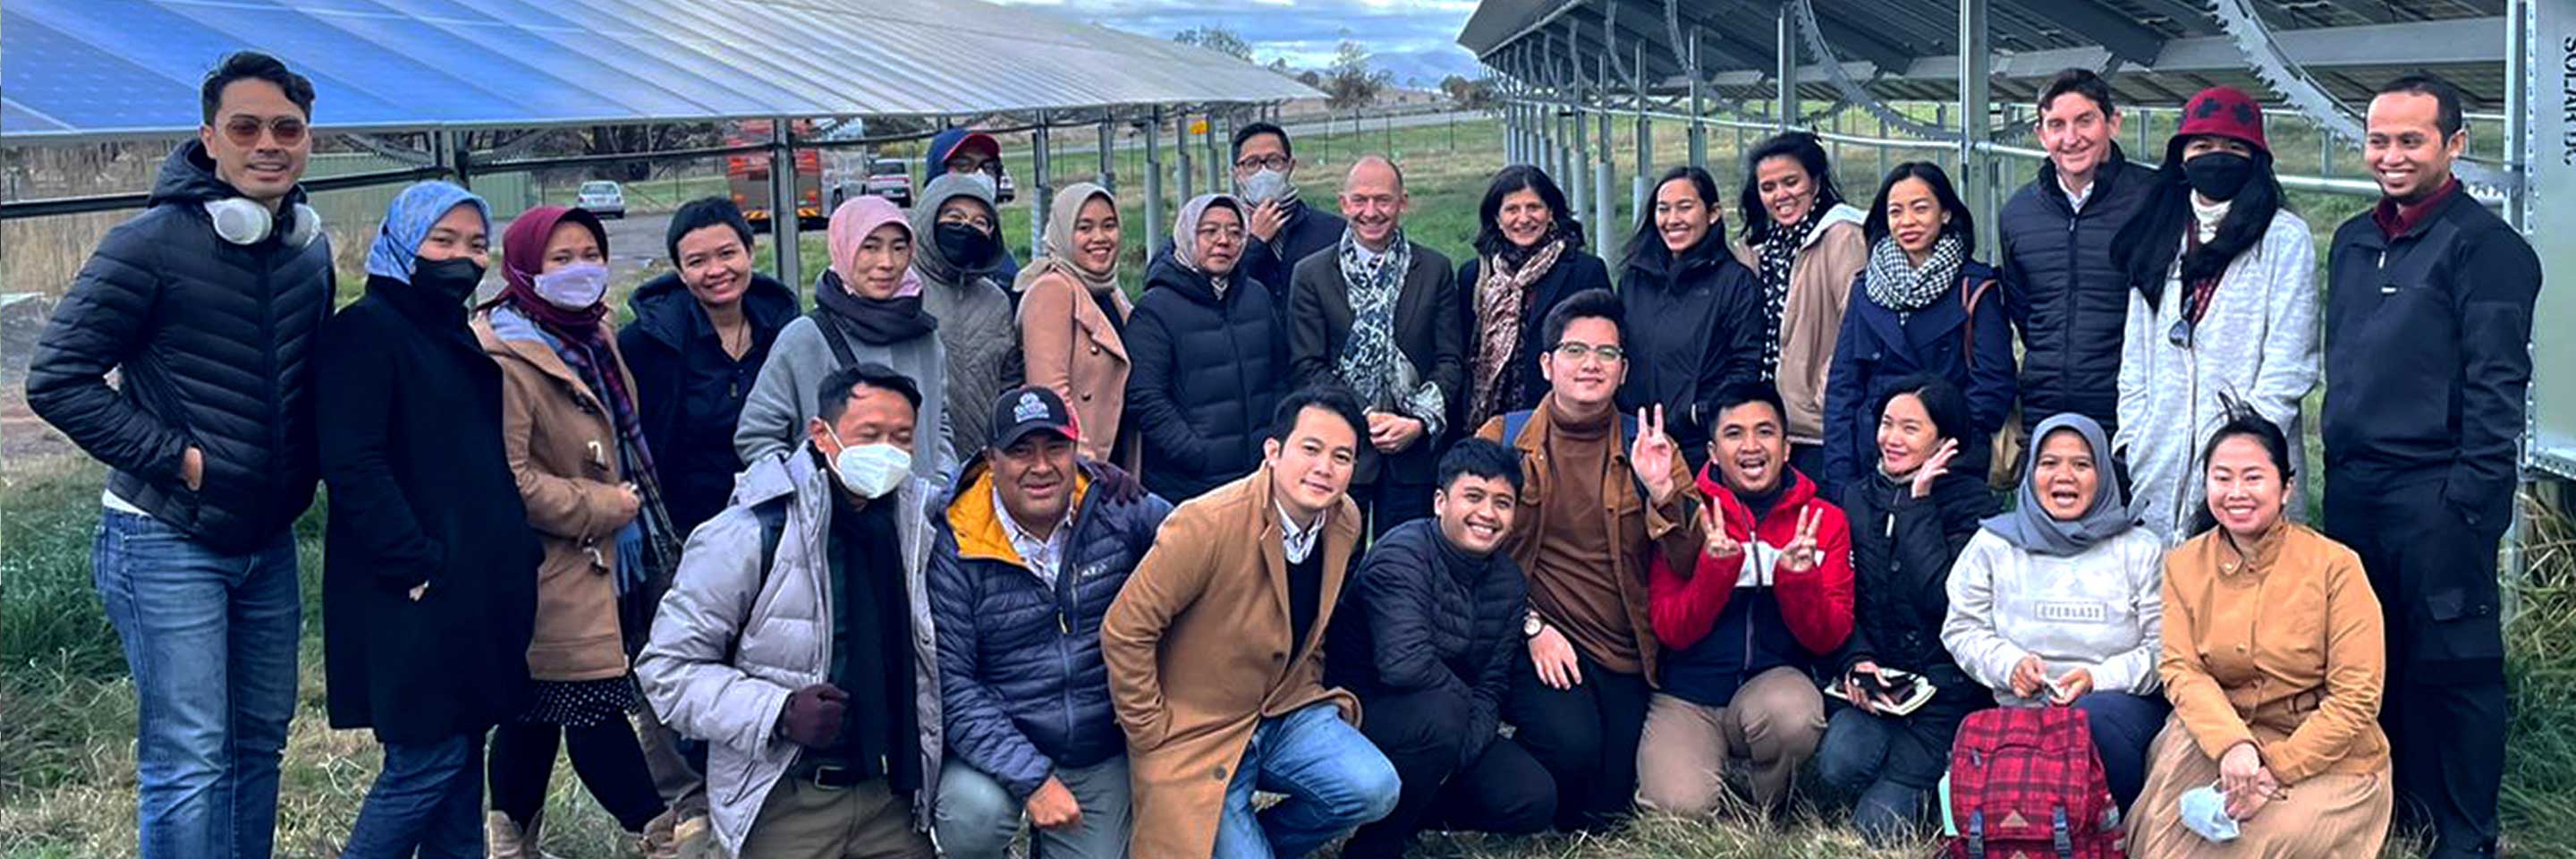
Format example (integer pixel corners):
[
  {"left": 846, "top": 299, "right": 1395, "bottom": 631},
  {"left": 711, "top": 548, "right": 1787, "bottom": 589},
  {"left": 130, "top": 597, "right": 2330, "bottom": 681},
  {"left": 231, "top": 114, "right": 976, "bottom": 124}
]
[
  {"left": 532, "top": 262, "right": 610, "bottom": 310},
  {"left": 956, "top": 170, "right": 998, "bottom": 195},
  {"left": 1237, "top": 168, "right": 1291, "bottom": 206},
  {"left": 2178, "top": 782, "right": 2241, "bottom": 843},
  {"left": 829, "top": 435, "right": 912, "bottom": 498}
]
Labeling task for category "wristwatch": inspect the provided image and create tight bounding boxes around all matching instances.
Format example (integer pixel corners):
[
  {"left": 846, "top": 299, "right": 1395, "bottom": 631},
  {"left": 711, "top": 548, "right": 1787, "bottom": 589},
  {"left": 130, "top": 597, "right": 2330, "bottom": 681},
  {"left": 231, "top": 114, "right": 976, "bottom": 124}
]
[{"left": 1522, "top": 610, "right": 1546, "bottom": 639}]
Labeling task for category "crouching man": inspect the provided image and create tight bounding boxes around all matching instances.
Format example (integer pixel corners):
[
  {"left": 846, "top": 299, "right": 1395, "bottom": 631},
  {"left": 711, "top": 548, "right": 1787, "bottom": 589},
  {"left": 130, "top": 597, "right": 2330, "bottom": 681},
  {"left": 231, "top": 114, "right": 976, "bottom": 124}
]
[
  {"left": 639, "top": 364, "right": 944, "bottom": 858},
  {"left": 1104, "top": 387, "right": 1402, "bottom": 858},
  {"left": 929, "top": 387, "right": 1174, "bottom": 857}
]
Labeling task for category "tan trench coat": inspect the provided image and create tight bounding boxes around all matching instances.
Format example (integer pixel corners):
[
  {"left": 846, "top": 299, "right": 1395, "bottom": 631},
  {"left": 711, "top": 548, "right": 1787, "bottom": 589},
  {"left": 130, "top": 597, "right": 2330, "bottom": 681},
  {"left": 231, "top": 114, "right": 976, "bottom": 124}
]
[
  {"left": 1017, "top": 268, "right": 1136, "bottom": 469},
  {"left": 1101, "top": 464, "right": 1364, "bottom": 858}
]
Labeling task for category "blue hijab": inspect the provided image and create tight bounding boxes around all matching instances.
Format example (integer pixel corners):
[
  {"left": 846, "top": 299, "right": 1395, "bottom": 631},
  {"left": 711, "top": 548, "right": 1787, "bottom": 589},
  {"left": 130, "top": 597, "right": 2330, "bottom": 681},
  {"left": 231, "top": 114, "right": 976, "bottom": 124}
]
[{"left": 364, "top": 181, "right": 489, "bottom": 284}]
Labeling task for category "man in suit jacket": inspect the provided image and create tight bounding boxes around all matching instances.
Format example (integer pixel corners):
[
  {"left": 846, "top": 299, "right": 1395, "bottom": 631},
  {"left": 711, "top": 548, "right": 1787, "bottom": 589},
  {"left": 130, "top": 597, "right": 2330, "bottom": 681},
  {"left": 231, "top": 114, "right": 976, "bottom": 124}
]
[{"left": 1288, "top": 156, "right": 1466, "bottom": 542}]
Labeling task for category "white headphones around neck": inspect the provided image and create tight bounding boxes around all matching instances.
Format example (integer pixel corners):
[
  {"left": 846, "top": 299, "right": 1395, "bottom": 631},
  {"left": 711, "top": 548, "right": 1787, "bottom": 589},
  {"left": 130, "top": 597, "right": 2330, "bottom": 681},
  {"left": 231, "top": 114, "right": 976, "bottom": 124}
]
[{"left": 203, "top": 197, "right": 322, "bottom": 249}]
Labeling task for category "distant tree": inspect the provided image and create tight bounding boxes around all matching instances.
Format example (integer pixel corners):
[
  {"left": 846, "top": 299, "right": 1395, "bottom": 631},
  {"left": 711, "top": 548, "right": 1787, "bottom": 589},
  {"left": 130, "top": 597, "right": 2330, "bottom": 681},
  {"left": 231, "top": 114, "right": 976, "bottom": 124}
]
[
  {"left": 1440, "top": 74, "right": 1501, "bottom": 111},
  {"left": 1267, "top": 57, "right": 1292, "bottom": 74},
  {"left": 1172, "top": 26, "right": 1255, "bottom": 63},
  {"left": 1298, "top": 70, "right": 1325, "bottom": 89},
  {"left": 1325, "top": 38, "right": 1394, "bottom": 110}
]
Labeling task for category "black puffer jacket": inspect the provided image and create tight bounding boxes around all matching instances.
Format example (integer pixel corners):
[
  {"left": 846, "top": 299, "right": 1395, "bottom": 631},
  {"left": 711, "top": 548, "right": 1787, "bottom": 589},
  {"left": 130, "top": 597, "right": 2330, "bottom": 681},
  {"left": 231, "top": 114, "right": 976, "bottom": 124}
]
[
  {"left": 1326, "top": 517, "right": 1526, "bottom": 766},
  {"left": 928, "top": 459, "right": 1174, "bottom": 802},
  {"left": 618, "top": 271, "right": 800, "bottom": 537},
  {"left": 1996, "top": 149, "right": 2155, "bottom": 438},
  {"left": 1614, "top": 234, "right": 1766, "bottom": 471},
  {"left": 27, "top": 140, "right": 335, "bottom": 553},
  {"left": 1123, "top": 255, "right": 1289, "bottom": 501},
  {"left": 1835, "top": 469, "right": 1995, "bottom": 716}
]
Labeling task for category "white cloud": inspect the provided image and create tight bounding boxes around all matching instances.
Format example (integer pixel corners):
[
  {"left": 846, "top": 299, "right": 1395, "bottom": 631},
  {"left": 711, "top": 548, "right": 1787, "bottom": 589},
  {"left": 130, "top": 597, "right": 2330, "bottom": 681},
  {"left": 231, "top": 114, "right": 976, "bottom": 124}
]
[{"left": 983, "top": 0, "right": 1484, "bottom": 79}]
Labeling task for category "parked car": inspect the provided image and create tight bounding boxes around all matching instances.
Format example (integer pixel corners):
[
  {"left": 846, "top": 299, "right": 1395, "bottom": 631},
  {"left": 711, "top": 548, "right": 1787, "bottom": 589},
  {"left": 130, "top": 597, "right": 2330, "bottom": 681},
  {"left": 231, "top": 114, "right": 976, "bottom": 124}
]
[
  {"left": 575, "top": 180, "right": 625, "bottom": 219},
  {"left": 994, "top": 167, "right": 1015, "bottom": 205},
  {"left": 863, "top": 157, "right": 914, "bottom": 208}
]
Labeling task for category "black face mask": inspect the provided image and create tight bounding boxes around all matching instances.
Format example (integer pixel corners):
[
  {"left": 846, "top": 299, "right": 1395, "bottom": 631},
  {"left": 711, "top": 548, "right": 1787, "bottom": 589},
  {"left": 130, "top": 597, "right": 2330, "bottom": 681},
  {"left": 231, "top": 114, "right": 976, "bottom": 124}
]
[
  {"left": 933, "top": 223, "right": 998, "bottom": 269},
  {"left": 411, "top": 256, "right": 486, "bottom": 306},
  {"left": 2182, "top": 151, "right": 2256, "bottom": 202}
]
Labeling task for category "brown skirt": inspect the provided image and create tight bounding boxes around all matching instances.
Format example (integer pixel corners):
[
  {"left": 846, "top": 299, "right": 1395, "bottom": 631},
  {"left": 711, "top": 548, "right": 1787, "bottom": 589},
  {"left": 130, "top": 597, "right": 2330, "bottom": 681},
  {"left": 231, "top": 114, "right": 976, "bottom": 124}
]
[{"left": 2127, "top": 715, "right": 2393, "bottom": 858}]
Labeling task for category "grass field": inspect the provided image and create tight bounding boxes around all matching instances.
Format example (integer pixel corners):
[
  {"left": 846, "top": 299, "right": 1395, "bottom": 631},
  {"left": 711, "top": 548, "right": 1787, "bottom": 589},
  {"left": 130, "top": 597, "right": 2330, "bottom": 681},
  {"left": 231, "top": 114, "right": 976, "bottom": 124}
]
[{"left": 6, "top": 115, "right": 2574, "bottom": 858}]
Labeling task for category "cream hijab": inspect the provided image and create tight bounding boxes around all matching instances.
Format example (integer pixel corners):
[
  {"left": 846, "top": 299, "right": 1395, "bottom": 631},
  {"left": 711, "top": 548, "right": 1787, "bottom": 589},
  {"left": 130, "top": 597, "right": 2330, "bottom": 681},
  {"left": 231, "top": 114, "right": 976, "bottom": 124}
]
[{"left": 1013, "top": 183, "right": 1122, "bottom": 295}]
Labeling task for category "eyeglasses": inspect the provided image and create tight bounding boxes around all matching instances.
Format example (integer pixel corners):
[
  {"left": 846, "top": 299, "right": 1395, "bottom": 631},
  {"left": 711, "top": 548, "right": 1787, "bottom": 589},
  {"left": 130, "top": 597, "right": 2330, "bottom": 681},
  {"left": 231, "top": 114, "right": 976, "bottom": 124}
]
[
  {"left": 221, "top": 116, "right": 307, "bottom": 147},
  {"left": 1235, "top": 154, "right": 1292, "bottom": 172},
  {"left": 1553, "top": 342, "right": 1624, "bottom": 363}
]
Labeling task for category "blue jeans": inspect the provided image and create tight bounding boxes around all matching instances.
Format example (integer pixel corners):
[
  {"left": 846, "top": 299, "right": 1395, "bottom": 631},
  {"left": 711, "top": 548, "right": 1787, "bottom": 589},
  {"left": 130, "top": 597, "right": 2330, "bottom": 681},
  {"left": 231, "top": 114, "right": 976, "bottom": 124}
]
[
  {"left": 92, "top": 509, "right": 301, "bottom": 859},
  {"left": 1212, "top": 702, "right": 1400, "bottom": 859},
  {"left": 1818, "top": 707, "right": 1959, "bottom": 846},
  {"left": 343, "top": 733, "right": 485, "bottom": 859}
]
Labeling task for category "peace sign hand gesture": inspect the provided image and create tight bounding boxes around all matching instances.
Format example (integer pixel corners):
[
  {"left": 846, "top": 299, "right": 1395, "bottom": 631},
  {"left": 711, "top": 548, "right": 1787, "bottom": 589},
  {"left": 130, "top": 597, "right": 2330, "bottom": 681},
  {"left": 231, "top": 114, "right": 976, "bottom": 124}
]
[
  {"left": 1700, "top": 498, "right": 1743, "bottom": 560},
  {"left": 1780, "top": 506, "right": 1826, "bottom": 574},
  {"left": 1631, "top": 405, "right": 1682, "bottom": 506},
  {"left": 1911, "top": 438, "right": 1962, "bottom": 499}
]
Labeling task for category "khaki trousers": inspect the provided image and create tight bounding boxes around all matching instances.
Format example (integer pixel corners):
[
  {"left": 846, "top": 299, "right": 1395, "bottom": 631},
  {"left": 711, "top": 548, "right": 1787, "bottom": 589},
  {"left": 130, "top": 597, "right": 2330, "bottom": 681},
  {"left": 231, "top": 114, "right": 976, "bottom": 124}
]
[
  {"left": 1634, "top": 666, "right": 1826, "bottom": 815},
  {"left": 737, "top": 774, "right": 935, "bottom": 859}
]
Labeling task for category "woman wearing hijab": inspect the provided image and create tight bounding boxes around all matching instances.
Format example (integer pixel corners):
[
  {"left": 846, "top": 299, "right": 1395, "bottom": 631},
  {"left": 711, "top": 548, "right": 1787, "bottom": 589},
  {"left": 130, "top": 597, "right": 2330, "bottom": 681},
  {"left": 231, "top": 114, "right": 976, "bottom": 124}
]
[
  {"left": 1816, "top": 375, "right": 1997, "bottom": 845},
  {"left": 321, "top": 183, "right": 541, "bottom": 859},
  {"left": 2130, "top": 409, "right": 2390, "bottom": 857},
  {"left": 1733, "top": 132, "right": 1869, "bottom": 481},
  {"left": 471, "top": 206, "right": 679, "bottom": 855},
  {"left": 1123, "top": 193, "right": 1290, "bottom": 501},
  {"left": 1941, "top": 412, "right": 2167, "bottom": 811},
  {"left": 1017, "top": 182, "right": 1137, "bottom": 468},
  {"left": 734, "top": 196, "right": 953, "bottom": 484},
  {"left": 1459, "top": 165, "right": 1611, "bottom": 431},
  {"left": 914, "top": 173, "right": 1020, "bottom": 457},
  {"left": 1820, "top": 163, "right": 2016, "bottom": 498},
  {"left": 2110, "top": 85, "right": 2319, "bottom": 544}
]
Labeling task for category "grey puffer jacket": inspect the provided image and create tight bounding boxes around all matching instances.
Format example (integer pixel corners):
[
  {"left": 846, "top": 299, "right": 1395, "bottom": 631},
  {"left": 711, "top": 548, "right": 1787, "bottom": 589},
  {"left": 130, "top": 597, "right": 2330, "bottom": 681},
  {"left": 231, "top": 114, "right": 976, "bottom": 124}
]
[{"left": 636, "top": 448, "right": 945, "bottom": 856}]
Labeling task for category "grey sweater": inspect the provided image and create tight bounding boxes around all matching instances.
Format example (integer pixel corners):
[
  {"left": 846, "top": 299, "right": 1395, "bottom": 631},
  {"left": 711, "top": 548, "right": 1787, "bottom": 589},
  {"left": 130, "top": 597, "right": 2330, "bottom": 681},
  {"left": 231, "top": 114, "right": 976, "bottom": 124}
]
[
  {"left": 1940, "top": 526, "right": 2165, "bottom": 706},
  {"left": 733, "top": 315, "right": 957, "bottom": 488}
]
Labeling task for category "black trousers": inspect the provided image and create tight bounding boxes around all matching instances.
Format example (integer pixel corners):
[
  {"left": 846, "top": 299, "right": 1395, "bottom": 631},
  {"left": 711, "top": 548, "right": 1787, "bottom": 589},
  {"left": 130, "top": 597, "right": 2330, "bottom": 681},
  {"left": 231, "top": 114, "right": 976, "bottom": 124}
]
[
  {"left": 489, "top": 719, "right": 667, "bottom": 834},
  {"left": 2325, "top": 469, "right": 2508, "bottom": 858},
  {"left": 1504, "top": 651, "right": 1650, "bottom": 832},
  {"left": 1341, "top": 687, "right": 1556, "bottom": 858}
]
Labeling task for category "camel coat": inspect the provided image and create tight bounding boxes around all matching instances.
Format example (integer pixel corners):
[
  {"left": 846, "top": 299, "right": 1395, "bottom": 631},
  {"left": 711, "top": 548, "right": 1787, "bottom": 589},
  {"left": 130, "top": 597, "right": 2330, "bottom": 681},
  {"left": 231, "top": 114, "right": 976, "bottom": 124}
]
[
  {"left": 1102, "top": 464, "right": 1365, "bottom": 858},
  {"left": 1017, "top": 268, "right": 1136, "bottom": 468},
  {"left": 1733, "top": 208, "right": 1868, "bottom": 446},
  {"left": 475, "top": 313, "right": 636, "bottom": 682}
]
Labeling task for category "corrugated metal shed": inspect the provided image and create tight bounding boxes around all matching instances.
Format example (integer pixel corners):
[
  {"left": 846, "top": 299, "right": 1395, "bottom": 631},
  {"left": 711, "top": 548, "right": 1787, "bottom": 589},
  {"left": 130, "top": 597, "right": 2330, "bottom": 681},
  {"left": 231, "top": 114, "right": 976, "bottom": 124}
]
[{"left": 1, "top": 0, "right": 1317, "bottom": 140}]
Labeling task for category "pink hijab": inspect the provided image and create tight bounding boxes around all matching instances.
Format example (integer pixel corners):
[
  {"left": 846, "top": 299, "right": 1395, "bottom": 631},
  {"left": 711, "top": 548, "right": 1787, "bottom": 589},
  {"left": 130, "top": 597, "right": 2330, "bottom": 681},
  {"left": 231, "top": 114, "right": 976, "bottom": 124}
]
[{"left": 826, "top": 196, "right": 924, "bottom": 298}]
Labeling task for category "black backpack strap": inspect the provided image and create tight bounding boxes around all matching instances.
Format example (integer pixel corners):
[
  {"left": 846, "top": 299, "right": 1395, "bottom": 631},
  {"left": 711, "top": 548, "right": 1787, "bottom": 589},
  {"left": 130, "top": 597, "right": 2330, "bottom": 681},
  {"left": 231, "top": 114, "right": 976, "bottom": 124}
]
[
  {"left": 2052, "top": 806, "right": 2073, "bottom": 859},
  {"left": 753, "top": 496, "right": 790, "bottom": 578},
  {"left": 810, "top": 309, "right": 860, "bottom": 370}
]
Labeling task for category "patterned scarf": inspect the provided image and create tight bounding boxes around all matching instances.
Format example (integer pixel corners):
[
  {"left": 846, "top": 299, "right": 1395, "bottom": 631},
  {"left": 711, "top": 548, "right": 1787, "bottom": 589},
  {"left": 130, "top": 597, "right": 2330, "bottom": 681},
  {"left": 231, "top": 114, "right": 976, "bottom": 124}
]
[
  {"left": 1864, "top": 234, "right": 1965, "bottom": 322},
  {"left": 1469, "top": 237, "right": 1565, "bottom": 430},
  {"left": 1335, "top": 227, "right": 1445, "bottom": 434},
  {"left": 1755, "top": 213, "right": 1822, "bottom": 381}
]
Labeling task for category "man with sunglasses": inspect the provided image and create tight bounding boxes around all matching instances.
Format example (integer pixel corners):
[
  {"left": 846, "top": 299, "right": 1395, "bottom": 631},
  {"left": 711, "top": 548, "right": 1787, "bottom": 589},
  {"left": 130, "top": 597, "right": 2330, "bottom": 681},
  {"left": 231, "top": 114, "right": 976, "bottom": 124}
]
[{"left": 26, "top": 51, "right": 334, "bottom": 859}]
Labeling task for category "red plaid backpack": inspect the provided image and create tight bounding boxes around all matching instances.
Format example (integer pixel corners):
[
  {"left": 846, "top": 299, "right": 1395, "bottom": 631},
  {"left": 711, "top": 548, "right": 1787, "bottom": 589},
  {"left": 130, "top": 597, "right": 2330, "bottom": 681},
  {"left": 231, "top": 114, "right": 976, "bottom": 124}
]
[{"left": 1945, "top": 706, "right": 2123, "bottom": 859}]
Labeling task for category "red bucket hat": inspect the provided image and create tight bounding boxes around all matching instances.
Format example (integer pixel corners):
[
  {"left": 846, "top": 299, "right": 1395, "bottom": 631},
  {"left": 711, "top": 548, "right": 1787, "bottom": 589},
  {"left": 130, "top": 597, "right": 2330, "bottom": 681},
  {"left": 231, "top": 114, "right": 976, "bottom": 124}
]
[{"left": 2174, "top": 86, "right": 2268, "bottom": 155}]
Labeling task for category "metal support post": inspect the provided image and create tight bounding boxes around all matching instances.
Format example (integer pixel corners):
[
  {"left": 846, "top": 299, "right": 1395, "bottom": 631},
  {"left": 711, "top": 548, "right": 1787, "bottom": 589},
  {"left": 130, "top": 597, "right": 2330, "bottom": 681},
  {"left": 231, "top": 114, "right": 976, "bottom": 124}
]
[
  {"left": 1776, "top": 7, "right": 1801, "bottom": 131},
  {"left": 1570, "top": 95, "right": 1591, "bottom": 220},
  {"left": 1176, "top": 109, "right": 1195, "bottom": 202},
  {"left": 1877, "top": 115, "right": 1891, "bottom": 180},
  {"left": 442, "top": 131, "right": 473, "bottom": 191},
  {"left": 1688, "top": 30, "right": 1708, "bottom": 170},
  {"left": 768, "top": 116, "right": 802, "bottom": 296},
  {"left": 1206, "top": 110, "right": 1224, "bottom": 193},
  {"left": 1635, "top": 42, "right": 1654, "bottom": 223},
  {"left": 1146, "top": 106, "right": 1166, "bottom": 260},
  {"left": 1595, "top": 52, "right": 1616, "bottom": 237},
  {"left": 1098, "top": 115, "right": 1116, "bottom": 191},
  {"left": 1031, "top": 114, "right": 1054, "bottom": 255},
  {"left": 1958, "top": 0, "right": 1997, "bottom": 256}
]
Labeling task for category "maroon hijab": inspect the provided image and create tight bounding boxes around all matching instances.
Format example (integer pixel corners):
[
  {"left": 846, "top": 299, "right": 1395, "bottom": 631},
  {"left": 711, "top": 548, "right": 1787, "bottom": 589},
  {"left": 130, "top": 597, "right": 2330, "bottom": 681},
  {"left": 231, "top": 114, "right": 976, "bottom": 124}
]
[{"left": 492, "top": 204, "right": 613, "bottom": 336}]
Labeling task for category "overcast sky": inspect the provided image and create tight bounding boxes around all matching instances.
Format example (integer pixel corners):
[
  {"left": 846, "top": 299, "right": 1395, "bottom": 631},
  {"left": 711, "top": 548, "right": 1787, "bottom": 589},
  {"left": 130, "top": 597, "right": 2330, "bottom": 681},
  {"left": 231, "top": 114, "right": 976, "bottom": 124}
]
[{"left": 988, "top": 0, "right": 1485, "bottom": 81}]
